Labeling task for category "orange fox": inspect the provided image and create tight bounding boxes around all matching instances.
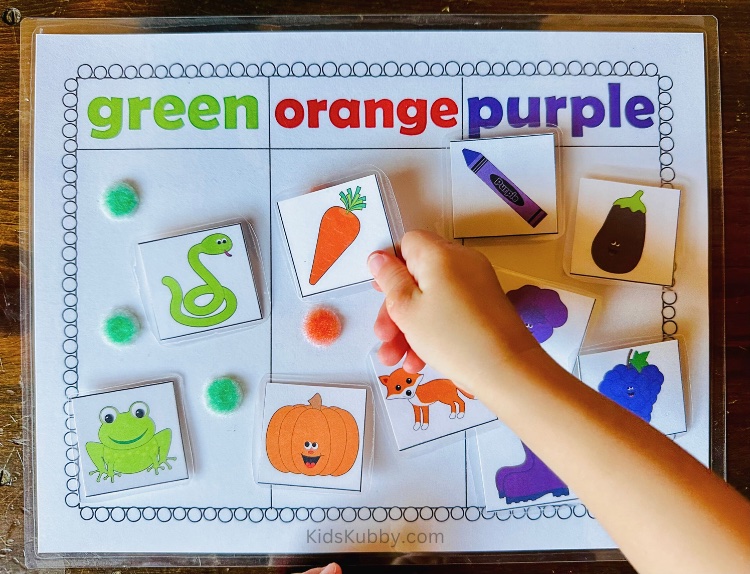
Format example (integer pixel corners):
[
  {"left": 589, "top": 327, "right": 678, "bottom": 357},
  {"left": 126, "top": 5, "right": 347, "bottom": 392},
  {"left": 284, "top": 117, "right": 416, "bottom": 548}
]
[{"left": 378, "top": 368, "right": 475, "bottom": 430}]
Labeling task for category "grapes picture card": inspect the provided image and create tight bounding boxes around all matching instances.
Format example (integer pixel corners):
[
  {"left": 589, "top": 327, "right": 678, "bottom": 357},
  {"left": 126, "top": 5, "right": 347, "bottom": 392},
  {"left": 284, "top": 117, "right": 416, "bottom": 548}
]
[
  {"left": 257, "top": 382, "right": 368, "bottom": 492},
  {"left": 71, "top": 381, "right": 190, "bottom": 498},
  {"left": 450, "top": 133, "right": 559, "bottom": 239},
  {"left": 277, "top": 174, "right": 397, "bottom": 298},
  {"left": 496, "top": 268, "right": 596, "bottom": 372},
  {"left": 569, "top": 178, "right": 681, "bottom": 286},
  {"left": 578, "top": 339, "right": 687, "bottom": 435},
  {"left": 138, "top": 223, "right": 263, "bottom": 341}
]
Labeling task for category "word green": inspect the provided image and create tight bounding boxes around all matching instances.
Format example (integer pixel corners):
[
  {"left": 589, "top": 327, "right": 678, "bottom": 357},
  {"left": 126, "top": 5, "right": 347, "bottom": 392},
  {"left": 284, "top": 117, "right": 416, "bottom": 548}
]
[
  {"left": 88, "top": 94, "right": 259, "bottom": 139},
  {"left": 162, "top": 233, "right": 238, "bottom": 328}
]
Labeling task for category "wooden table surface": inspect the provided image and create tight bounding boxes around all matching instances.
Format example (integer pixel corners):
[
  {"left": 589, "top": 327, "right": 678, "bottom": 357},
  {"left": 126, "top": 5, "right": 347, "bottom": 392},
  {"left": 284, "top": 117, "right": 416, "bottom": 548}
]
[{"left": 0, "top": 2, "right": 747, "bottom": 573}]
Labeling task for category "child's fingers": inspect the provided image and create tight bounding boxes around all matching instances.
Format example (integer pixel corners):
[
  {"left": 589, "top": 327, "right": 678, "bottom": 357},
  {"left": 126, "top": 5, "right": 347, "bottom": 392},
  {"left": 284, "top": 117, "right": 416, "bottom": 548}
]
[
  {"left": 403, "top": 348, "right": 426, "bottom": 373},
  {"left": 377, "top": 333, "right": 409, "bottom": 366},
  {"left": 368, "top": 250, "right": 420, "bottom": 322},
  {"left": 374, "top": 301, "right": 400, "bottom": 342}
]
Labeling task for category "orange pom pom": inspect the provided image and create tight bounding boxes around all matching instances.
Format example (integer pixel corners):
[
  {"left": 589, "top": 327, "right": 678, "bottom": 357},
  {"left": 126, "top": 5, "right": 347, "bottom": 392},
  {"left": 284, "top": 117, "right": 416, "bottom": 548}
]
[{"left": 302, "top": 307, "right": 342, "bottom": 347}]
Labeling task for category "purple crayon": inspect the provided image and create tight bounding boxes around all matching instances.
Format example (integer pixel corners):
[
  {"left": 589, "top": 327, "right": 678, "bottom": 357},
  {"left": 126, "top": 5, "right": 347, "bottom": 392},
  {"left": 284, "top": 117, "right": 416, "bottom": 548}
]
[{"left": 462, "top": 148, "right": 548, "bottom": 228}]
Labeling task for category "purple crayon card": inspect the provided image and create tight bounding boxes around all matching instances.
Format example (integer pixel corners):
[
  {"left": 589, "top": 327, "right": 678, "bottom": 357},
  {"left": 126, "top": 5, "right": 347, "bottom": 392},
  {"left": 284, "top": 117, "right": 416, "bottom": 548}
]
[{"left": 462, "top": 148, "right": 548, "bottom": 228}]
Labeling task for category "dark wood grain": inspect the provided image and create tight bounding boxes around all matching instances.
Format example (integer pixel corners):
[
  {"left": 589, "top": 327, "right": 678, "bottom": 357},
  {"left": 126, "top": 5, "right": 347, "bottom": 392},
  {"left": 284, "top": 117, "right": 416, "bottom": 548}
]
[{"left": 1, "top": 2, "right": 748, "bottom": 573}]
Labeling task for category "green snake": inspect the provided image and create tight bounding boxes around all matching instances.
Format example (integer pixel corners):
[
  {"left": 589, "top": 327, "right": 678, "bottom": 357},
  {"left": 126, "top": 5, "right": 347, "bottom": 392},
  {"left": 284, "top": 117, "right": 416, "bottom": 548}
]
[{"left": 162, "top": 233, "right": 238, "bottom": 328}]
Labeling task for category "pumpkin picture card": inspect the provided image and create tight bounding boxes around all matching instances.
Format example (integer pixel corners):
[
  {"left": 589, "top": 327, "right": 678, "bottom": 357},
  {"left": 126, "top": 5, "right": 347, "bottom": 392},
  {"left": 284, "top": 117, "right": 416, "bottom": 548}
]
[
  {"left": 257, "top": 382, "right": 368, "bottom": 492},
  {"left": 578, "top": 339, "right": 687, "bottom": 435},
  {"left": 370, "top": 354, "right": 497, "bottom": 452},
  {"left": 276, "top": 174, "right": 398, "bottom": 298},
  {"left": 496, "top": 268, "right": 596, "bottom": 373},
  {"left": 569, "top": 178, "right": 681, "bottom": 286},
  {"left": 71, "top": 380, "right": 190, "bottom": 498}
]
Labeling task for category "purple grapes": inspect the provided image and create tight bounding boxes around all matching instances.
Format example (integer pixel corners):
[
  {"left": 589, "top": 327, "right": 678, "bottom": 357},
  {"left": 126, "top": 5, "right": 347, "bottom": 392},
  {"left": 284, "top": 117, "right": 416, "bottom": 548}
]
[
  {"left": 507, "top": 285, "right": 568, "bottom": 343},
  {"left": 598, "top": 363, "right": 664, "bottom": 422}
]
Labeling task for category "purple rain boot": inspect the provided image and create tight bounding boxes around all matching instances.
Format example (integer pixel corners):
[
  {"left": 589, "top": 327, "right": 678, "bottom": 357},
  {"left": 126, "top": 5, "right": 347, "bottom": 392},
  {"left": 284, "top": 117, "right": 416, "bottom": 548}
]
[
  {"left": 496, "top": 443, "right": 569, "bottom": 504},
  {"left": 494, "top": 445, "right": 536, "bottom": 498}
]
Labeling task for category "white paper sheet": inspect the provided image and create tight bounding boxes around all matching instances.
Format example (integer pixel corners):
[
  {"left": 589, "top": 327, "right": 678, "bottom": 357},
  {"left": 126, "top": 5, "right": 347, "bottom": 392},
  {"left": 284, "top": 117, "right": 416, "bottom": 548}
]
[{"left": 31, "top": 29, "right": 708, "bottom": 556}]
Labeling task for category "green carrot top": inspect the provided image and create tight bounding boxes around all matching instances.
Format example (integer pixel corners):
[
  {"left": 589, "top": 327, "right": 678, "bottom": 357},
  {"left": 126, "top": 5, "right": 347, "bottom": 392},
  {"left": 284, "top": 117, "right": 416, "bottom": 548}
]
[
  {"left": 339, "top": 186, "right": 367, "bottom": 212},
  {"left": 613, "top": 190, "right": 647, "bottom": 214}
]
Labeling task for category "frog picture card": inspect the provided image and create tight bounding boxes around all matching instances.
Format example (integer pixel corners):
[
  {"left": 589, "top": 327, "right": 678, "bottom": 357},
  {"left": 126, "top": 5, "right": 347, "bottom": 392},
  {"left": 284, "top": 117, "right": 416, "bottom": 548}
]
[
  {"left": 578, "top": 339, "right": 687, "bottom": 435},
  {"left": 570, "top": 178, "right": 681, "bottom": 285},
  {"left": 370, "top": 355, "right": 497, "bottom": 452},
  {"left": 257, "top": 382, "right": 368, "bottom": 492},
  {"left": 495, "top": 268, "right": 596, "bottom": 373},
  {"left": 71, "top": 380, "right": 190, "bottom": 498},
  {"left": 138, "top": 223, "right": 263, "bottom": 341},
  {"left": 277, "top": 174, "right": 397, "bottom": 298},
  {"left": 475, "top": 424, "right": 578, "bottom": 512},
  {"left": 450, "top": 133, "right": 559, "bottom": 239}
]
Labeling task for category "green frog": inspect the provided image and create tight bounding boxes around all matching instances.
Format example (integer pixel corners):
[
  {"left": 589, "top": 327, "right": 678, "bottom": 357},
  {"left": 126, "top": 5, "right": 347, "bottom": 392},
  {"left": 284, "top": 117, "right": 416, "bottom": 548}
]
[{"left": 86, "top": 401, "right": 175, "bottom": 483}]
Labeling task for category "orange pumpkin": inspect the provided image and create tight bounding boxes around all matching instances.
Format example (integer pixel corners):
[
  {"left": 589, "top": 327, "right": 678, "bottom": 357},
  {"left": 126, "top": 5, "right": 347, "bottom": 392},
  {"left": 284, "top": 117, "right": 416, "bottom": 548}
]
[{"left": 265, "top": 393, "right": 359, "bottom": 476}]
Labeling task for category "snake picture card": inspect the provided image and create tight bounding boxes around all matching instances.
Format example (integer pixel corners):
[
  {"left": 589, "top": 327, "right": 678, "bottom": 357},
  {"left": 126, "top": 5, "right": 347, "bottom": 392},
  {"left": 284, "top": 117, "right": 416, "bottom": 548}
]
[
  {"left": 569, "top": 178, "right": 681, "bottom": 285},
  {"left": 138, "top": 223, "right": 263, "bottom": 341},
  {"left": 71, "top": 380, "right": 190, "bottom": 498},
  {"left": 257, "top": 382, "right": 368, "bottom": 492},
  {"left": 277, "top": 174, "right": 397, "bottom": 298},
  {"left": 495, "top": 268, "right": 596, "bottom": 373},
  {"left": 450, "top": 133, "right": 559, "bottom": 239},
  {"left": 578, "top": 339, "right": 687, "bottom": 435}
]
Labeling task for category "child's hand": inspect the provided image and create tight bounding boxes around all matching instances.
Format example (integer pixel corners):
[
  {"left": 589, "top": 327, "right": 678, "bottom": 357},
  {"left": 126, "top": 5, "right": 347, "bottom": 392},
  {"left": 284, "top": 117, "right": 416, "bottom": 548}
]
[{"left": 369, "top": 230, "right": 542, "bottom": 393}]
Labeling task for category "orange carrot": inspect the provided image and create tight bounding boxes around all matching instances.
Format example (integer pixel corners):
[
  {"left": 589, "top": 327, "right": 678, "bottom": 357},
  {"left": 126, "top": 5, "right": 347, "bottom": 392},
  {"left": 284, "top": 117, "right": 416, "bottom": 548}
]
[{"left": 309, "top": 186, "right": 366, "bottom": 285}]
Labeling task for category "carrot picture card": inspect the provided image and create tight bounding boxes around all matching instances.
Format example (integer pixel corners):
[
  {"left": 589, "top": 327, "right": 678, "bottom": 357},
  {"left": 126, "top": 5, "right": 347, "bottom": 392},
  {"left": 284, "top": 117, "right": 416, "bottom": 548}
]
[
  {"left": 277, "top": 174, "right": 397, "bottom": 298},
  {"left": 71, "top": 381, "right": 190, "bottom": 498},
  {"left": 495, "top": 269, "right": 596, "bottom": 372},
  {"left": 578, "top": 339, "right": 687, "bottom": 435},
  {"left": 370, "top": 355, "right": 497, "bottom": 451},
  {"left": 257, "top": 382, "right": 368, "bottom": 492},
  {"left": 137, "top": 223, "right": 264, "bottom": 341},
  {"left": 569, "top": 178, "right": 681, "bottom": 285},
  {"left": 449, "top": 133, "right": 559, "bottom": 239}
]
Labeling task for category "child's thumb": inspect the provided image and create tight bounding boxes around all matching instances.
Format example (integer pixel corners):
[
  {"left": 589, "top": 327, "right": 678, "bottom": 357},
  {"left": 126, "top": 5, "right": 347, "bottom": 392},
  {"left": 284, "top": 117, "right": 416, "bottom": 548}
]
[{"left": 368, "top": 251, "right": 419, "bottom": 319}]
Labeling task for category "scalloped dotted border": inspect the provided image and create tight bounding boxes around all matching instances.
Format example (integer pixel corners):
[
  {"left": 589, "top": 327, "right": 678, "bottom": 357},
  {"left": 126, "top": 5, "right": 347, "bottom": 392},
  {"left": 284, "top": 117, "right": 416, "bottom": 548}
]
[{"left": 60, "top": 58, "right": 674, "bottom": 524}]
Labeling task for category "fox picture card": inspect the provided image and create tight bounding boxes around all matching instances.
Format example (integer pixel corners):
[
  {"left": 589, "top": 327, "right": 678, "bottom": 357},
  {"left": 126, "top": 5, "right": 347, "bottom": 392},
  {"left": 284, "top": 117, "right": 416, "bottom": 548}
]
[
  {"left": 138, "top": 223, "right": 263, "bottom": 341},
  {"left": 450, "top": 133, "right": 559, "bottom": 239},
  {"left": 495, "top": 269, "right": 596, "bottom": 373},
  {"left": 578, "top": 339, "right": 687, "bottom": 435},
  {"left": 71, "top": 380, "right": 190, "bottom": 498},
  {"left": 277, "top": 174, "right": 397, "bottom": 298},
  {"left": 370, "top": 355, "right": 497, "bottom": 452},
  {"left": 257, "top": 382, "right": 368, "bottom": 492},
  {"left": 476, "top": 425, "right": 578, "bottom": 512},
  {"left": 570, "top": 178, "right": 681, "bottom": 285}
]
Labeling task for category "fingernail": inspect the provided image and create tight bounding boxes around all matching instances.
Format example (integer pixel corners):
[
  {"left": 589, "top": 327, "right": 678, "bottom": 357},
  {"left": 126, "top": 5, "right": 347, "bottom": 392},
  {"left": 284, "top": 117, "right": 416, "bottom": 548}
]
[
  {"left": 368, "top": 251, "right": 386, "bottom": 276},
  {"left": 320, "top": 563, "right": 339, "bottom": 574}
]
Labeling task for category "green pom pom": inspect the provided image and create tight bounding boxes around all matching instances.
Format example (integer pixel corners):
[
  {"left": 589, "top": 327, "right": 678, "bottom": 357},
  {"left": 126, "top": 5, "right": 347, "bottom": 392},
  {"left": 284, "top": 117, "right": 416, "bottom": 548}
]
[
  {"left": 205, "top": 377, "right": 243, "bottom": 415},
  {"left": 103, "top": 309, "right": 140, "bottom": 345},
  {"left": 102, "top": 182, "right": 139, "bottom": 218}
]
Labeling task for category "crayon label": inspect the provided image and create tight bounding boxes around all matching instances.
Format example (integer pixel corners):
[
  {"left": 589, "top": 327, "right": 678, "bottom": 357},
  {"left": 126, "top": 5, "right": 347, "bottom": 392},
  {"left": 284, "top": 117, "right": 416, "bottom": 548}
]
[{"left": 490, "top": 174, "right": 524, "bottom": 206}]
